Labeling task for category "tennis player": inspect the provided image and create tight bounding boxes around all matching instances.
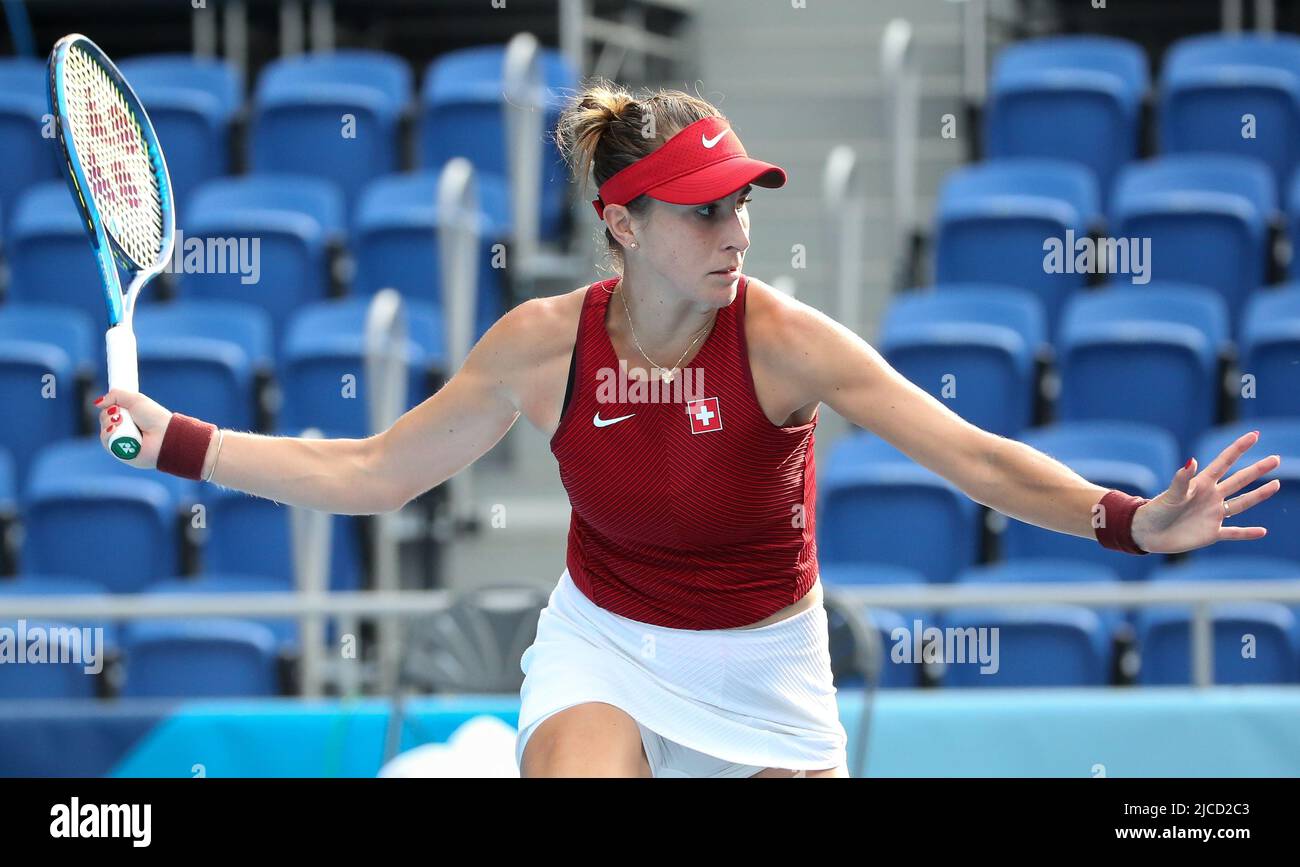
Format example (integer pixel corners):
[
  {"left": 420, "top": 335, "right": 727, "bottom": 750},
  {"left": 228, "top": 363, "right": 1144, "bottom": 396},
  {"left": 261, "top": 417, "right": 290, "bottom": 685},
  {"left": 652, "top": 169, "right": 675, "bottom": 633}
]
[{"left": 94, "top": 80, "right": 1282, "bottom": 778}]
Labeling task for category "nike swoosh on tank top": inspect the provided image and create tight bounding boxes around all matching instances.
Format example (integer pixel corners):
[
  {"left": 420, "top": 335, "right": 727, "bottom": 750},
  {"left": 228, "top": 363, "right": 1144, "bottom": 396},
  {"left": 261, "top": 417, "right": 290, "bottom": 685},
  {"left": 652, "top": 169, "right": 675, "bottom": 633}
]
[{"left": 550, "top": 274, "right": 820, "bottom": 630}]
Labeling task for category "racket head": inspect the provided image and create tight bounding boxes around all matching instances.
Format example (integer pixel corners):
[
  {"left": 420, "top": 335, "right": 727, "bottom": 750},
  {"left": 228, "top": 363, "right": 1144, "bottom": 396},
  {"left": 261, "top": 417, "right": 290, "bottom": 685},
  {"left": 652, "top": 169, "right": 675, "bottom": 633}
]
[{"left": 47, "top": 34, "right": 175, "bottom": 324}]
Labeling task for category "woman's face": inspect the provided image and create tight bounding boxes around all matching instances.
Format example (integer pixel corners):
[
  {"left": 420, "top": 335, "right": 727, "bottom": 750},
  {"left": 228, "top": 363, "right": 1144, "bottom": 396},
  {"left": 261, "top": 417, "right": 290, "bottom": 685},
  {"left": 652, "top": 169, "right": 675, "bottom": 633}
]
[{"left": 627, "top": 184, "right": 754, "bottom": 308}]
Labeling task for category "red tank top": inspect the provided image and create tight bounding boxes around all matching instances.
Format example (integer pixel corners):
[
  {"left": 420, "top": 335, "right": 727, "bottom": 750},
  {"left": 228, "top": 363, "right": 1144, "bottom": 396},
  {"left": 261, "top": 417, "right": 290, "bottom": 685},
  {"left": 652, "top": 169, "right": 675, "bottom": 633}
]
[{"left": 550, "top": 274, "right": 819, "bottom": 629}]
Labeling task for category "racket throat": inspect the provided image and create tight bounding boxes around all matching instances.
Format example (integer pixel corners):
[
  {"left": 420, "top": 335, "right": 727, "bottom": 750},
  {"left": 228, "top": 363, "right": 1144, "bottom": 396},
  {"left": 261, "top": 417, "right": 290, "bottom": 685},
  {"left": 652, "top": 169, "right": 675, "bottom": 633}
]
[{"left": 105, "top": 325, "right": 139, "bottom": 393}]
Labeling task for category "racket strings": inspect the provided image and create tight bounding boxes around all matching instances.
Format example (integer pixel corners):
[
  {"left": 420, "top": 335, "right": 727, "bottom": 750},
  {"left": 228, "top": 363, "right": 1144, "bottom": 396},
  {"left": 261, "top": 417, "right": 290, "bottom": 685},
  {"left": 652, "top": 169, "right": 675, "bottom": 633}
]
[{"left": 63, "top": 45, "right": 164, "bottom": 270}]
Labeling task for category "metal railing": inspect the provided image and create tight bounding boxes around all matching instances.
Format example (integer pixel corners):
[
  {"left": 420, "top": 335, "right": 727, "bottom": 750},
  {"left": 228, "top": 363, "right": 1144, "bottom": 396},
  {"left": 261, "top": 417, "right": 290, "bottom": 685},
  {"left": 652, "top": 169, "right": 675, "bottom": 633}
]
[
  {"left": 1223, "top": 0, "right": 1277, "bottom": 32},
  {"left": 882, "top": 17, "right": 920, "bottom": 295},
  {"left": 822, "top": 145, "right": 867, "bottom": 338},
  {"left": 830, "top": 579, "right": 1300, "bottom": 689},
  {"left": 288, "top": 428, "right": 332, "bottom": 696},
  {"left": 4, "top": 579, "right": 1298, "bottom": 692},
  {"left": 362, "top": 290, "right": 413, "bottom": 694},
  {"left": 559, "top": 0, "right": 694, "bottom": 84},
  {"left": 436, "top": 156, "right": 482, "bottom": 531},
  {"left": 502, "top": 31, "right": 597, "bottom": 293}
]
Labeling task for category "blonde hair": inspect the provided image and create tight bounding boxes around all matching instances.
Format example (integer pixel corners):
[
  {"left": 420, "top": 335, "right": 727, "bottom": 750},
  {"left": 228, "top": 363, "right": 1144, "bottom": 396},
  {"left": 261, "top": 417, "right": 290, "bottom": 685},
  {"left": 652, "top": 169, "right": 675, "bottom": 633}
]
[{"left": 553, "top": 77, "right": 722, "bottom": 270}]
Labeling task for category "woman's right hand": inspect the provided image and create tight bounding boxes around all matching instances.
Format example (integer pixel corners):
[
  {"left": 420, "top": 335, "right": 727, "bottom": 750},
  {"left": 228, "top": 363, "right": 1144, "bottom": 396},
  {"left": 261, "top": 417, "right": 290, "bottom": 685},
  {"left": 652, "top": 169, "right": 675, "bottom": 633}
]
[{"left": 96, "top": 389, "right": 175, "bottom": 470}]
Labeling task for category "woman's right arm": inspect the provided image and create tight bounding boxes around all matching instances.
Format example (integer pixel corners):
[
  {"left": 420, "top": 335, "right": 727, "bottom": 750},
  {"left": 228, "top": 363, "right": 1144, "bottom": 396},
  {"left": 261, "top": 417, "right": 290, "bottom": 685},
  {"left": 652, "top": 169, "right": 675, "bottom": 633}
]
[{"left": 97, "top": 299, "right": 543, "bottom": 516}]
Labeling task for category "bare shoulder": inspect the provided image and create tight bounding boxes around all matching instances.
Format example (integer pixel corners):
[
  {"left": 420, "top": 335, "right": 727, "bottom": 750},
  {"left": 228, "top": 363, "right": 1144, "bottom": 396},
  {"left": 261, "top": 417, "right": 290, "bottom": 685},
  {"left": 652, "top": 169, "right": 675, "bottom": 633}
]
[
  {"left": 742, "top": 274, "right": 882, "bottom": 420},
  {"left": 742, "top": 275, "right": 845, "bottom": 369},
  {"left": 468, "top": 284, "right": 588, "bottom": 422},
  {"left": 467, "top": 286, "right": 584, "bottom": 376},
  {"left": 487, "top": 285, "right": 586, "bottom": 362}
]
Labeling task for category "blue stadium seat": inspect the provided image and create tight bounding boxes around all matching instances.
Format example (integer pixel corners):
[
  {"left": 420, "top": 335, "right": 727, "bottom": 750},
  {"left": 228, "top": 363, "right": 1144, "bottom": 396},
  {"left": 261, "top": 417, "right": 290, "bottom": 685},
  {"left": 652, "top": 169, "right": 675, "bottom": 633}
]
[
  {"left": 199, "top": 486, "right": 364, "bottom": 593},
  {"left": 1239, "top": 284, "right": 1300, "bottom": 419},
  {"left": 133, "top": 300, "right": 273, "bottom": 431},
  {"left": 0, "top": 445, "right": 13, "bottom": 513},
  {"left": 820, "top": 432, "right": 982, "bottom": 583},
  {"left": 955, "top": 559, "right": 1127, "bottom": 637},
  {"left": 144, "top": 574, "right": 299, "bottom": 650},
  {"left": 934, "top": 159, "right": 1101, "bottom": 340},
  {"left": 179, "top": 175, "right": 345, "bottom": 342},
  {"left": 986, "top": 36, "right": 1148, "bottom": 206},
  {"left": 1138, "top": 558, "right": 1299, "bottom": 684},
  {"left": 1286, "top": 175, "right": 1300, "bottom": 280},
  {"left": 120, "top": 619, "right": 280, "bottom": 697},
  {"left": 0, "top": 303, "right": 96, "bottom": 490},
  {"left": 882, "top": 285, "right": 1047, "bottom": 437},
  {"left": 941, "top": 606, "right": 1111, "bottom": 687},
  {"left": 1056, "top": 283, "right": 1229, "bottom": 455},
  {"left": 822, "top": 563, "right": 929, "bottom": 689},
  {"left": 1006, "top": 421, "right": 1179, "bottom": 581},
  {"left": 1160, "top": 33, "right": 1300, "bottom": 200},
  {"left": 279, "top": 297, "right": 440, "bottom": 438},
  {"left": 117, "top": 54, "right": 242, "bottom": 210},
  {"left": 1109, "top": 155, "right": 1275, "bottom": 325},
  {"left": 252, "top": 50, "right": 412, "bottom": 207},
  {"left": 420, "top": 44, "right": 577, "bottom": 240},
  {"left": 0, "top": 58, "right": 59, "bottom": 233},
  {"left": 1188, "top": 419, "right": 1300, "bottom": 565},
  {"left": 0, "top": 619, "right": 101, "bottom": 698},
  {"left": 5, "top": 182, "right": 128, "bottom": 325},
  {"left": 1151, "top": 555, "right": 1300, "bottom": 618},
  {"left": 0, "top": 575, "right": 118, "bottom": 647},
  {"left": 22, "top": 439, "right": 191, "bottom": 592},
  {"left": 353, "top": 171, "right": 508, "bottom": 342}
]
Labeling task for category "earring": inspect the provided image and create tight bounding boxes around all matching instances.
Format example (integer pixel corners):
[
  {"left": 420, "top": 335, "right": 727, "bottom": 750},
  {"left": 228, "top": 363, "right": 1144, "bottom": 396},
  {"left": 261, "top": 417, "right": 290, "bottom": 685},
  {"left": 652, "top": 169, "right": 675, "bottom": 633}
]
[{"left": 629, "top": 242, "right": 638, "bottom": 249}]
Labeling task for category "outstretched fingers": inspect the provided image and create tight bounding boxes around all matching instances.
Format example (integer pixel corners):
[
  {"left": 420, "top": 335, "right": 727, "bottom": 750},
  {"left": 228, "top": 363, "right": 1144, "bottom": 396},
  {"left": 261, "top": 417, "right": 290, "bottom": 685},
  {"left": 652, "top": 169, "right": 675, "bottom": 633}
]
[
  {"left": 1219, "top": 454, "right": 1281, "bottom": 498},
  {"left": 1202, "top": 429, "right": 1260, "bottom": 483},
  {"left": 1223, "top": 478, "right": 1282, "bottom": 519},
  {"left": 1217, "top": 525, "right": 1269, "bottom": 542}
]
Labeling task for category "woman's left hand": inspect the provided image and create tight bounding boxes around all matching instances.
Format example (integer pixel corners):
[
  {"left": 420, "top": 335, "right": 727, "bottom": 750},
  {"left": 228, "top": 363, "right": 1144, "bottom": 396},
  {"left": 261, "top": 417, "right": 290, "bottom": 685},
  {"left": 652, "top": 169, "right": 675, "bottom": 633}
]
[{"left": 1131, "top": 430, "right": 1282, "bottom": 555}]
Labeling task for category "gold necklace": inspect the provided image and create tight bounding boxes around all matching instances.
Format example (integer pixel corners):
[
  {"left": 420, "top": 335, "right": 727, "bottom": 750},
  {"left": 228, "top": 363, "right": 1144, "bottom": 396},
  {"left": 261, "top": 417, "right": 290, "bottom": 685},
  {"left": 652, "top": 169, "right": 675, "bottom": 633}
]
[{"left": 619, "top": 289, "right": 715, "bottom": 384}]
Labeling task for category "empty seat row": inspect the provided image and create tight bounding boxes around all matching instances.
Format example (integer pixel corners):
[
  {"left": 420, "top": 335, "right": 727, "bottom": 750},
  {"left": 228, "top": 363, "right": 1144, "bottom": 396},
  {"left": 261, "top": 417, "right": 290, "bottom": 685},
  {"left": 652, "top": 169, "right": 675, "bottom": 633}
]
[
  {"left": 819, "top": 418, "right": 1300, "bottom": 584},
  {"left": 934, "top": 155, "right": 1285, "bottom": 340},
  {"left": 0, "top": 439, "right": 364, "bottom": 593},
  {"left": 987, "top": 33, "right": 1300, "bottom": 205},
  {"left": 2, "top": 174, "right": 503, "bottom": 345},
  {"left": 883, "top": 282, "right": 1300, "bottom": 450},
  {"left": 0, "top": 296, "right": 441, "bottom": 488},
  {"left": 822, "top": 557, "right": 1300, "bottom": 687},
  {"left": 0, "top": 45, "right": 577, "bottom": 233}
]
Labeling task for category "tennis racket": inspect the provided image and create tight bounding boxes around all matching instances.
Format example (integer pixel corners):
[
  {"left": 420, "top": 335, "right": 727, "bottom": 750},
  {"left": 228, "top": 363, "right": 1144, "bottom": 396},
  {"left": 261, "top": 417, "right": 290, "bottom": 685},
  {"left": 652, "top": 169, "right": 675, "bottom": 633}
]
[{"left": 47, "top": 33, "right": 175, "bottom": 463}]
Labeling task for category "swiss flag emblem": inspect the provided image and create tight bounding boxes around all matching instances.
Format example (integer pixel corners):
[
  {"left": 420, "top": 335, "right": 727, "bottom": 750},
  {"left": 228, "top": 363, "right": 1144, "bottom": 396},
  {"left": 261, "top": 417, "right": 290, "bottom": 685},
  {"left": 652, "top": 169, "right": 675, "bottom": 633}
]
[{"left": 686, "top": 396, "right": 723, "bottom": 434}]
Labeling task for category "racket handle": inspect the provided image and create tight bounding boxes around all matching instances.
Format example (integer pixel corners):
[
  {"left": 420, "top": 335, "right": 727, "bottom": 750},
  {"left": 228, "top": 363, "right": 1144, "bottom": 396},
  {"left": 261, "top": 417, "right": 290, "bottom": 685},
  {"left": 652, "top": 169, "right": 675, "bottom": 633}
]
[
  {"left": 105, "top": 325, "right": 143, "bottom": 462},
  {"left": 107, "top": 410, "right": 144, "bottom": 462}
]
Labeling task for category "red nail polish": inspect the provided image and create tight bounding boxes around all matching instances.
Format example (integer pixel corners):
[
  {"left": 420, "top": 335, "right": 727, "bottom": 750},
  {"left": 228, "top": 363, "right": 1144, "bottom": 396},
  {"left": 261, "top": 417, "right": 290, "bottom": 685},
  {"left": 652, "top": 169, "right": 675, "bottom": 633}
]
[
  {"left": 94, "top": 396, "right": 104, "bottom": 405},
  {"left": 1184, "top": 458, "right": 1193, "bottom": 470},
  {"left": 110, "top": 416, "right": 121, "bottom": 424},
  {"left": 108, "top": 405, "right": 117, "bottom": 414}
]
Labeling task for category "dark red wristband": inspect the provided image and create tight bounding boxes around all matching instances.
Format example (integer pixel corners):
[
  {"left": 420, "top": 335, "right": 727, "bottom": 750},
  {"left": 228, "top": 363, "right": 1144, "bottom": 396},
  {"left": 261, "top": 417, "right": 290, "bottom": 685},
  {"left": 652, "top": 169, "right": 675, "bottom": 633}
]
[
  {"left": 156, "top": 412, "right": 217, "bottom": 481},
  {"left": 1094, "top": 490, "right": 1151, "bottom": 555}
]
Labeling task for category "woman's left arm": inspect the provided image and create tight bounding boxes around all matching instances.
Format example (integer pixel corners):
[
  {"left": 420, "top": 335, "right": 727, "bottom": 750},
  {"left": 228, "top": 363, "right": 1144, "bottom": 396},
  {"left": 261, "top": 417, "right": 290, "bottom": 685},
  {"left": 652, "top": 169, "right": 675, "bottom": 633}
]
[{"left": 768, "top": 288, "right": 1281, "bottom": 554}]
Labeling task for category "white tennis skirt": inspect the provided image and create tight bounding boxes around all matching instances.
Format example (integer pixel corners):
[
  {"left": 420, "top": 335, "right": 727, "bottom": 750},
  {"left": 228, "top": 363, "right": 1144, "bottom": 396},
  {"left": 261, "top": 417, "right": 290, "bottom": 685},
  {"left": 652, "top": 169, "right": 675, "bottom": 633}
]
[{"left": 515, "top": 568, "right": 848, "bottom": 774}]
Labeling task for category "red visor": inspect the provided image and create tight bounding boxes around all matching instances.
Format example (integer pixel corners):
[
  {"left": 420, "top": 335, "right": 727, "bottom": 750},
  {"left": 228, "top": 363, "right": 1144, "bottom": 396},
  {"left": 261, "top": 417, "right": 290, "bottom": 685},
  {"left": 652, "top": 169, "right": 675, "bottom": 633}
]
[{"left": 591, "top": 116, "right": 786, "bottom": 220}]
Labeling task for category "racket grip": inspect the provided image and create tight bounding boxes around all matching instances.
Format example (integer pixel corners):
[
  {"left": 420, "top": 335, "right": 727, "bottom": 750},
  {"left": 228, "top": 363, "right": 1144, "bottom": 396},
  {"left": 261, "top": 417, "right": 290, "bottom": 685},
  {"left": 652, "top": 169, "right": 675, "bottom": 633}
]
[
  {"left": 105, "top": 325, "right": 138, "bottom": 392},
  {"left": 105, "top": 325, "right": 143, "bottom": 462},
  {"left": 107, "top": 410, "right": 144, "bottom": 462}
]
